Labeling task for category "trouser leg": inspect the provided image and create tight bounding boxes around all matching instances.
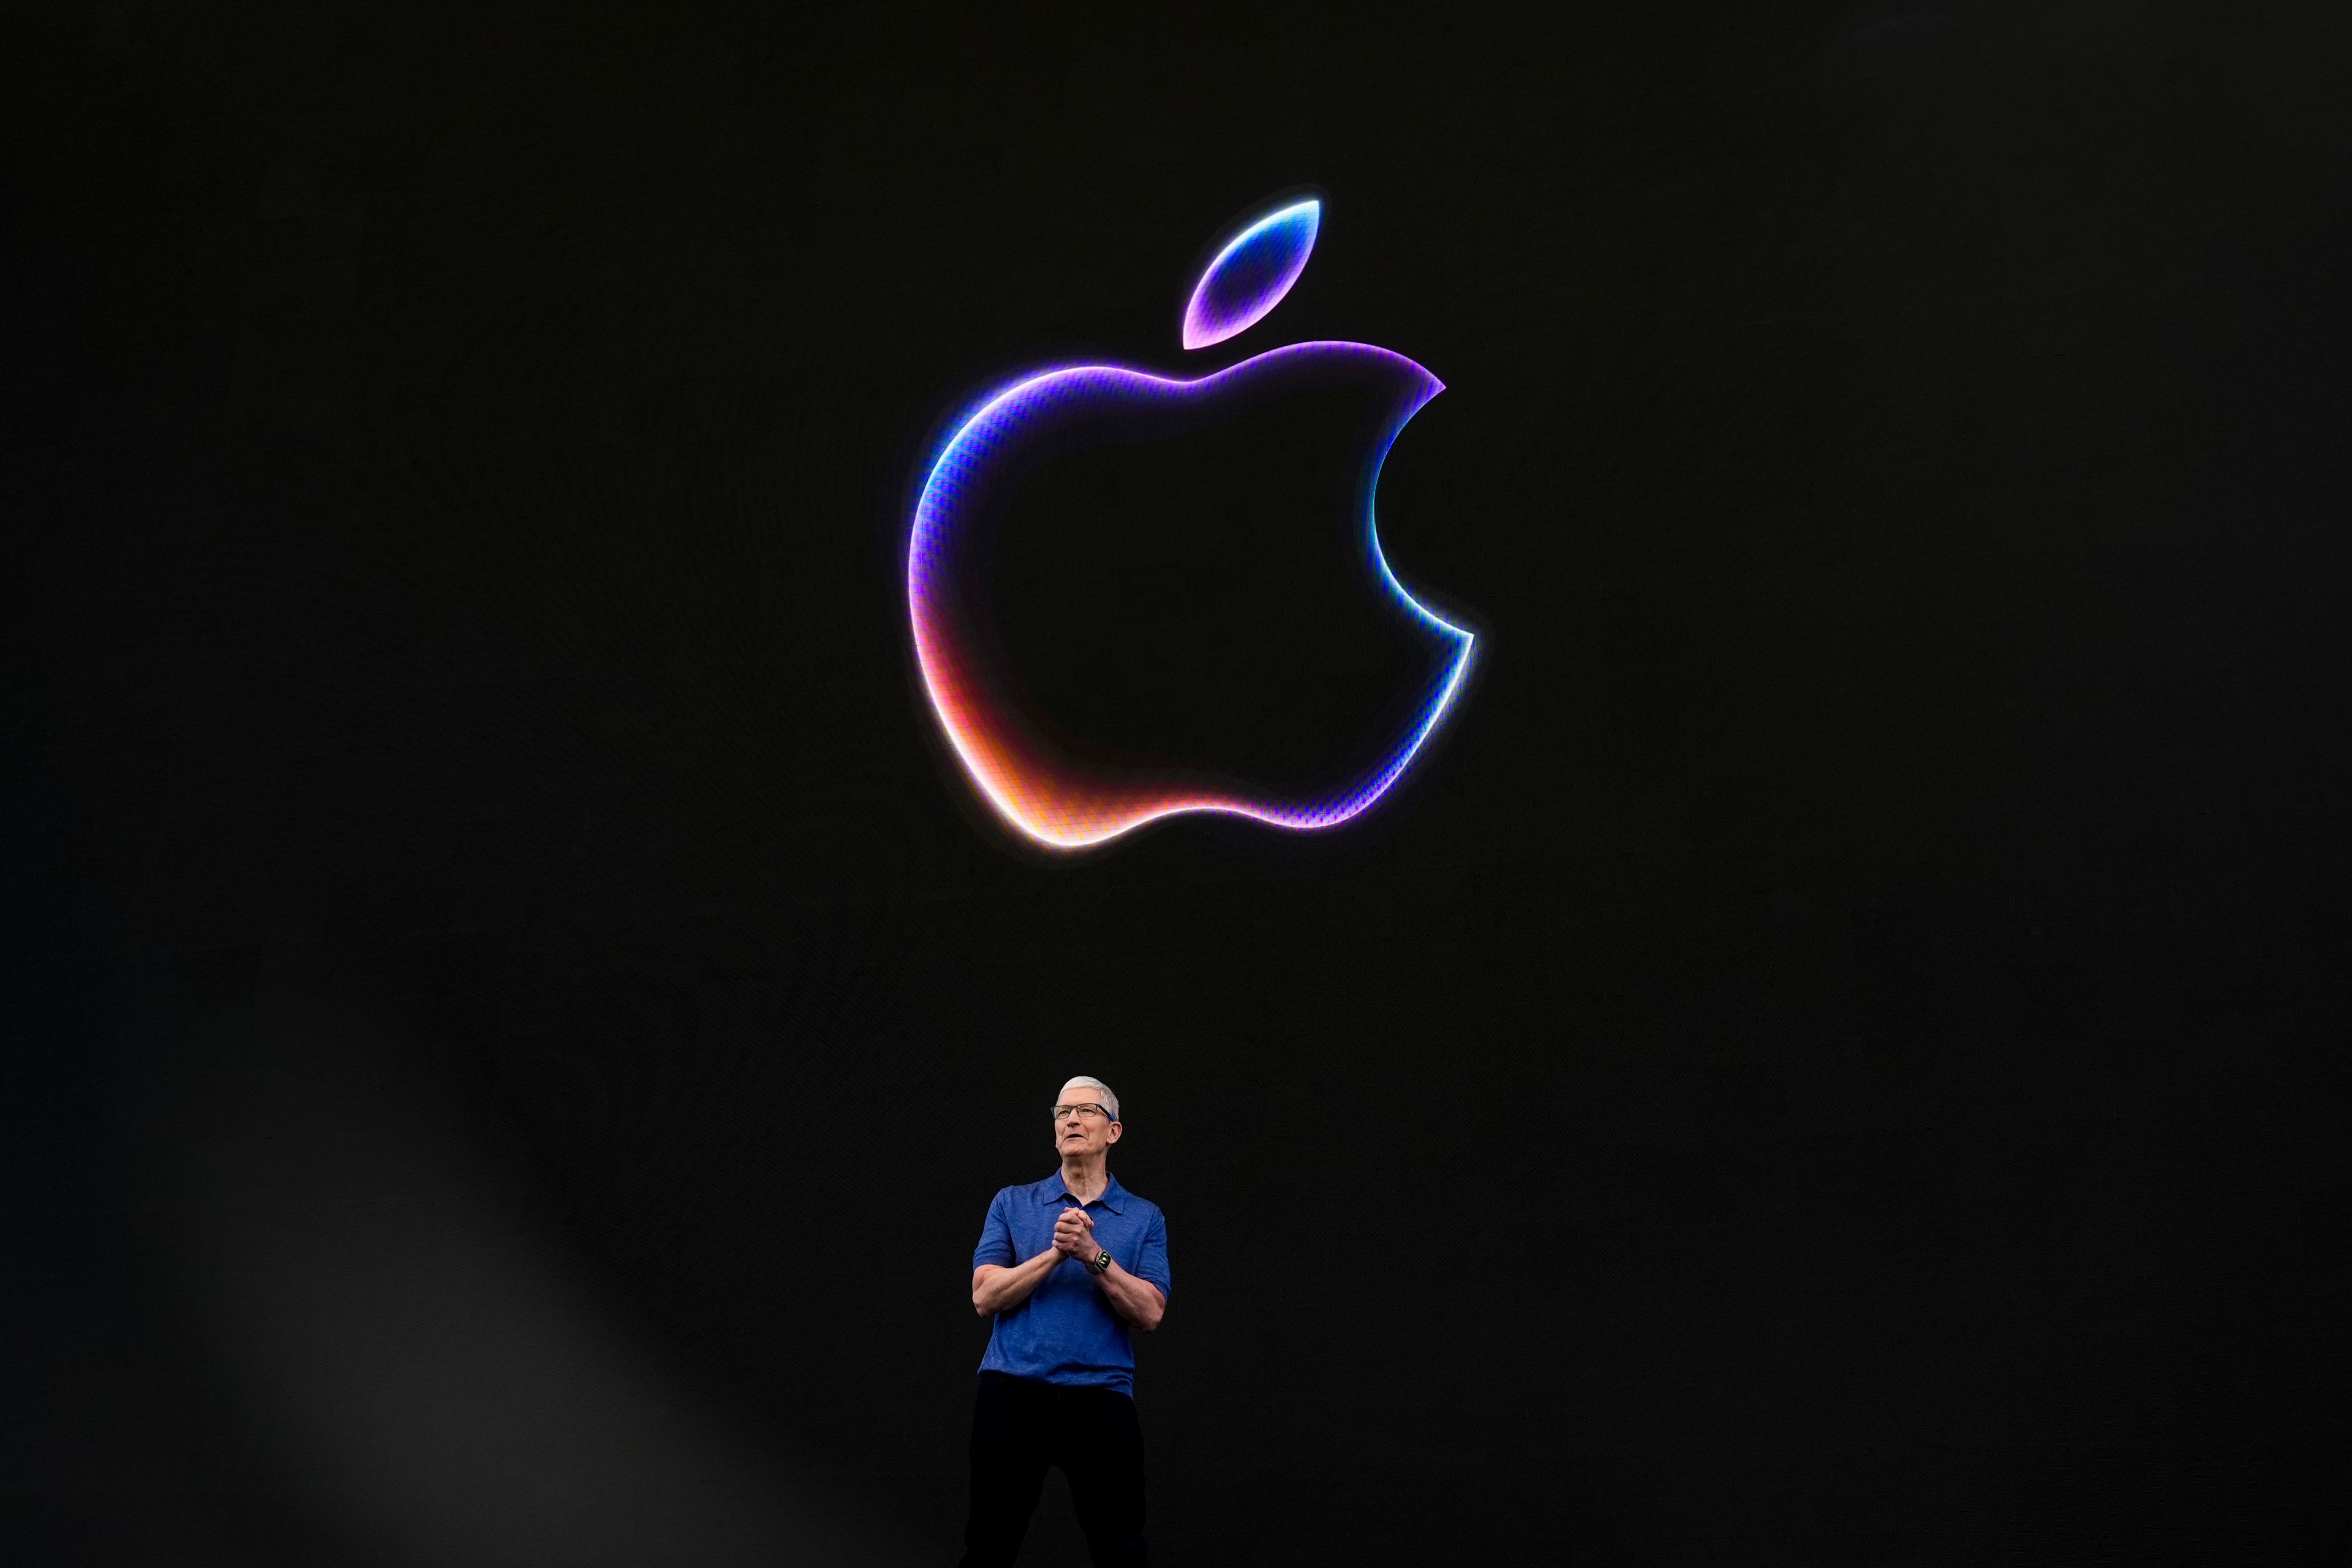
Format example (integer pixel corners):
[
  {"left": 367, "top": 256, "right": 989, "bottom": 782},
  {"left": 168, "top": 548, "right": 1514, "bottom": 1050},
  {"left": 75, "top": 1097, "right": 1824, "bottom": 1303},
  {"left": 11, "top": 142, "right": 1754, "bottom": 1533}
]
[
  {"left": 959, "top": 1374, "right": 1050, "bottom": 1568},
  {"left": 1059, "top": 1387, "right": 1147, "bottom": 1568}
]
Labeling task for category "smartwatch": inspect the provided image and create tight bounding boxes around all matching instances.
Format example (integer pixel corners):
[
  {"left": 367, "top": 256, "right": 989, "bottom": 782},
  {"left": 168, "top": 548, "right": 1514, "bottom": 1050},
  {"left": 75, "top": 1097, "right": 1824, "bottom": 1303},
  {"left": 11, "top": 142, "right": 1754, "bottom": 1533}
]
[{"left": 1088, "top": 1248, "right": 1112, "bottom": 1275}]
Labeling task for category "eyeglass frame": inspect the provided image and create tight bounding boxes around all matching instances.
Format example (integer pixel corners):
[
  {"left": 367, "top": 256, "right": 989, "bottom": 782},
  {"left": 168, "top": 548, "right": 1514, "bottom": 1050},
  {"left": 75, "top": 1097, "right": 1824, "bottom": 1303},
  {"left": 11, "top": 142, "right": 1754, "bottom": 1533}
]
[{"left": 1050, "top": 1102, "right": 1117, "bottom": 1123}]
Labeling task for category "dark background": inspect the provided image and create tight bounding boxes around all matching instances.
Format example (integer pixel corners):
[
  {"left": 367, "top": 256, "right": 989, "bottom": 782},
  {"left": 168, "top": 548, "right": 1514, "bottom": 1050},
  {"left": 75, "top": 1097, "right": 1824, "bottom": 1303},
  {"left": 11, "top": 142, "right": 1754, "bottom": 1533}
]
[{"left": 6, "top": 1, "right": 2349, "bottom": 1563}]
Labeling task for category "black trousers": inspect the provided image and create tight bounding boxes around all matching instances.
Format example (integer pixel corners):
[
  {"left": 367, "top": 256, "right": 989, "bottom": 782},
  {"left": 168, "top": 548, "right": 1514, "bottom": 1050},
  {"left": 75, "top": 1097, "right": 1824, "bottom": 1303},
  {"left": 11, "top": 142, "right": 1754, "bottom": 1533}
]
[{"left": 959, "top": 1371, "right": 1147, "bottom": 1567}]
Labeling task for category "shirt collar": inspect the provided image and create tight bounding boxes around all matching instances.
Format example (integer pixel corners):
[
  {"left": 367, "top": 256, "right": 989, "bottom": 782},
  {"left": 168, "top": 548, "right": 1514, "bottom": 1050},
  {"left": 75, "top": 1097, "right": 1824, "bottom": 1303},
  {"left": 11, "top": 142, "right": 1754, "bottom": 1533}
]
[{"left": 1039, "top": 1169, "right": 1126, "bottom": 1214}]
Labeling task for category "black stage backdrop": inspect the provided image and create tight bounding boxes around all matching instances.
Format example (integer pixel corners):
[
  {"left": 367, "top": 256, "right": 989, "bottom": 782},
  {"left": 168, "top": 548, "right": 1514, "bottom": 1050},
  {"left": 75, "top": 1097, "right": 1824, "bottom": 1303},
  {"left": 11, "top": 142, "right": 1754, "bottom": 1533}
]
[{"left": 6, "top": 3, "right": 2349, "bottom": 1564}]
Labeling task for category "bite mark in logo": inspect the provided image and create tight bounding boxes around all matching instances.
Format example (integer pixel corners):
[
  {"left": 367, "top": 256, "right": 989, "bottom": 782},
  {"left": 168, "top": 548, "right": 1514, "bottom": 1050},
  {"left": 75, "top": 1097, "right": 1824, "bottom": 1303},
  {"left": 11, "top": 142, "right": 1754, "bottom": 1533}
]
[{"left": 907, "top": 195, "right": 1477, "bottom": 850}]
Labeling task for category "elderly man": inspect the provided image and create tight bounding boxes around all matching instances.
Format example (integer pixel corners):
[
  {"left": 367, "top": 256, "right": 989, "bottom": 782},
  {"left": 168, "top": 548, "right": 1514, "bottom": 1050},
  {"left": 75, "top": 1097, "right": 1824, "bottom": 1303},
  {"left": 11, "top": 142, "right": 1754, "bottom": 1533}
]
[{"left": 959, "top": 1076, "right": 1172, "bottom": 1568}]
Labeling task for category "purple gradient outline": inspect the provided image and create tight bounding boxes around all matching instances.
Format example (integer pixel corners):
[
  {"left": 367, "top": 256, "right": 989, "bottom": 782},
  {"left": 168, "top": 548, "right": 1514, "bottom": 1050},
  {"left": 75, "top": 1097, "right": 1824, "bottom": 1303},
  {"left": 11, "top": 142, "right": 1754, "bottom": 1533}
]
[{"left": 907, "top": 341, "right": 1476, "bottom": 851}]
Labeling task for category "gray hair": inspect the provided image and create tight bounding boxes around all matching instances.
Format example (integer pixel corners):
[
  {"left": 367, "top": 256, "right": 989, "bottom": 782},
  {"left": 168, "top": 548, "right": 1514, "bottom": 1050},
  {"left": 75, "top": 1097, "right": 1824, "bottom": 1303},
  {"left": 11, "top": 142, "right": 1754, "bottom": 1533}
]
[{"left": 1059, "top": 1076, "right": 1119, "bottom": 1122}]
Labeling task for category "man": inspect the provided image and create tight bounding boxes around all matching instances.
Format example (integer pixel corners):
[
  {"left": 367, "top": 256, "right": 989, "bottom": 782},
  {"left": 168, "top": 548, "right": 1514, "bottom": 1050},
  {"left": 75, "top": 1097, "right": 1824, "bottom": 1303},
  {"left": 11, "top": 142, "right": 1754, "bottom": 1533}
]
[{"left": 960, "top": 1076, "right": 1172, "bottom": 1568}]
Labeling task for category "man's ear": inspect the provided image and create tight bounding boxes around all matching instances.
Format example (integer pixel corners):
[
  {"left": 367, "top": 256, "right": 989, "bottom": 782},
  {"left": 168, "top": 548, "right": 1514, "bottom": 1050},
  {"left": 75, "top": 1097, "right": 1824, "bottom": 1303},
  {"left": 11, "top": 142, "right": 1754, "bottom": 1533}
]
[{"left": 1106, "top": 1121, "right": 1123, "bottom": 1144}]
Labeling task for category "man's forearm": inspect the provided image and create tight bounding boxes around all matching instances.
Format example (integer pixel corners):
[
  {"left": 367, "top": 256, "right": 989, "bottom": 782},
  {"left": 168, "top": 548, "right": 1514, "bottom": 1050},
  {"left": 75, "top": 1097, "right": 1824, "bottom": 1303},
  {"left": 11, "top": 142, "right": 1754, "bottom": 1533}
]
[
  {"left": 971, "top": 1248, "right": 1062, "bottom": 1316},
  {"left": 1094, "top": 1261, "right": 1166, "bottom": 1332}
]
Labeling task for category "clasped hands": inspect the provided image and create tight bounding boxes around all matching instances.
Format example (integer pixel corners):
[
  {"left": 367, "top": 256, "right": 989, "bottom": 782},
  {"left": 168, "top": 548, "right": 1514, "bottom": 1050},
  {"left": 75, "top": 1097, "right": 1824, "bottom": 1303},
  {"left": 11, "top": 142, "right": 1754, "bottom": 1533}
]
[{"left": 1052, "top": 1206, "right": 1102, "bottom": 1267}]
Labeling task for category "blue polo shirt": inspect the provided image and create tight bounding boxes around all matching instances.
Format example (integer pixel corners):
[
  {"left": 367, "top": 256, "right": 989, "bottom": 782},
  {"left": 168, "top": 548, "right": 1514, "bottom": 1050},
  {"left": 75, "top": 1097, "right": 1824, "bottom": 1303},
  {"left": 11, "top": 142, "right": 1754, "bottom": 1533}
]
[{"left": 972, "top": 1170, "right": 1172, "bottom": 1396}]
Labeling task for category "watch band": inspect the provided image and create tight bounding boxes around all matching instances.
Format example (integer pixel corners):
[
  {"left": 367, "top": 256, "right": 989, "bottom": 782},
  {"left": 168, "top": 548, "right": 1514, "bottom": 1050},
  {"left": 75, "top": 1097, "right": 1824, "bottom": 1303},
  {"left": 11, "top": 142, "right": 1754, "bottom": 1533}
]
[{"left": 1088, "top": 1248, "right": 1112, "bottom": 1275}]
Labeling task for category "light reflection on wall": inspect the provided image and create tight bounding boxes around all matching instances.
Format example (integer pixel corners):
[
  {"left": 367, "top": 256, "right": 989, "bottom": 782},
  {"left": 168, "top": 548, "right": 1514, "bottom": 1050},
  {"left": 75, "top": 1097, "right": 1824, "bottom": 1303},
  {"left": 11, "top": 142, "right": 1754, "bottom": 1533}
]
[{"left": 160, "top": 997, "right": 919, "bottom": 1567}]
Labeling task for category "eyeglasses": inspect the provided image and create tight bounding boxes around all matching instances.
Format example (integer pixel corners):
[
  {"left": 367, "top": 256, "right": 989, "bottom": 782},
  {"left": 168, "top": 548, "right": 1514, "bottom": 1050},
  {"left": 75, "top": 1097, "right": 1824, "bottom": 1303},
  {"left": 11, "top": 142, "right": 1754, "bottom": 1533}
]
[{"left": 1052, "top": 1103, "right": 1112, "bottom": 1121}]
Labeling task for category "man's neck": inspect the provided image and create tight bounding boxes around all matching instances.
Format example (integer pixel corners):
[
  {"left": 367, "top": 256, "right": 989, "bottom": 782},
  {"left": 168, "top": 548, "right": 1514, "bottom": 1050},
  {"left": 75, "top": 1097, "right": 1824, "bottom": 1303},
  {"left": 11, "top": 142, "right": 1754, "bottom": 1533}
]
[{"left": 1060, "top": 1157, "right": 1109, "bottom": 1204}]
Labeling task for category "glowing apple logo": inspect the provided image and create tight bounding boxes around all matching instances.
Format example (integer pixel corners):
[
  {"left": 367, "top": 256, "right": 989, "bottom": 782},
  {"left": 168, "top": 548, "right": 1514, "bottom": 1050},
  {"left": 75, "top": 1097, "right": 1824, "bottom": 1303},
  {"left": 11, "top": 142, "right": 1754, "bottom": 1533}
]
[{"left": 907, "top": 195, "right": 1476, "bottom": 850}]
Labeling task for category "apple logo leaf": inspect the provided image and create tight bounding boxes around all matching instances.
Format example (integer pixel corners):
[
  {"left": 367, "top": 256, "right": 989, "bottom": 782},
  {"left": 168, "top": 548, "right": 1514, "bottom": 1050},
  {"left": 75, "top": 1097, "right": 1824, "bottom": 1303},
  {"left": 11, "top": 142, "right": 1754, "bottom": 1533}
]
[{"left": 1181, "top": 199, "right": 1321, "bottom": 351}]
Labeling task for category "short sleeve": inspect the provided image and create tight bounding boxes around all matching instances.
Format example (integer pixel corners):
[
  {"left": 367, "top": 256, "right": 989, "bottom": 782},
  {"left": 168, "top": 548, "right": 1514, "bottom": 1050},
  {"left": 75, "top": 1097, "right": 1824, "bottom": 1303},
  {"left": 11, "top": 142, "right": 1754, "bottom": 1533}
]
[
  {"left": 971, "top": 1188, "right": 1016, "bottom": 1271},
  {"left": 1133, "top": 1206, "right": 1172, "bottom": 1301}
]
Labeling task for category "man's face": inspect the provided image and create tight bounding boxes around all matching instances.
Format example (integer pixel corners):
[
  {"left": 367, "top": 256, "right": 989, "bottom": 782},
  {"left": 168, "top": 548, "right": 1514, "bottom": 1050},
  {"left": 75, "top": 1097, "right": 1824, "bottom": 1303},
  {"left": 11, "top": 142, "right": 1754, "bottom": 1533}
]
[{"left": 1052, "top": 1091, "right": 1121, "bottom": 1158}]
